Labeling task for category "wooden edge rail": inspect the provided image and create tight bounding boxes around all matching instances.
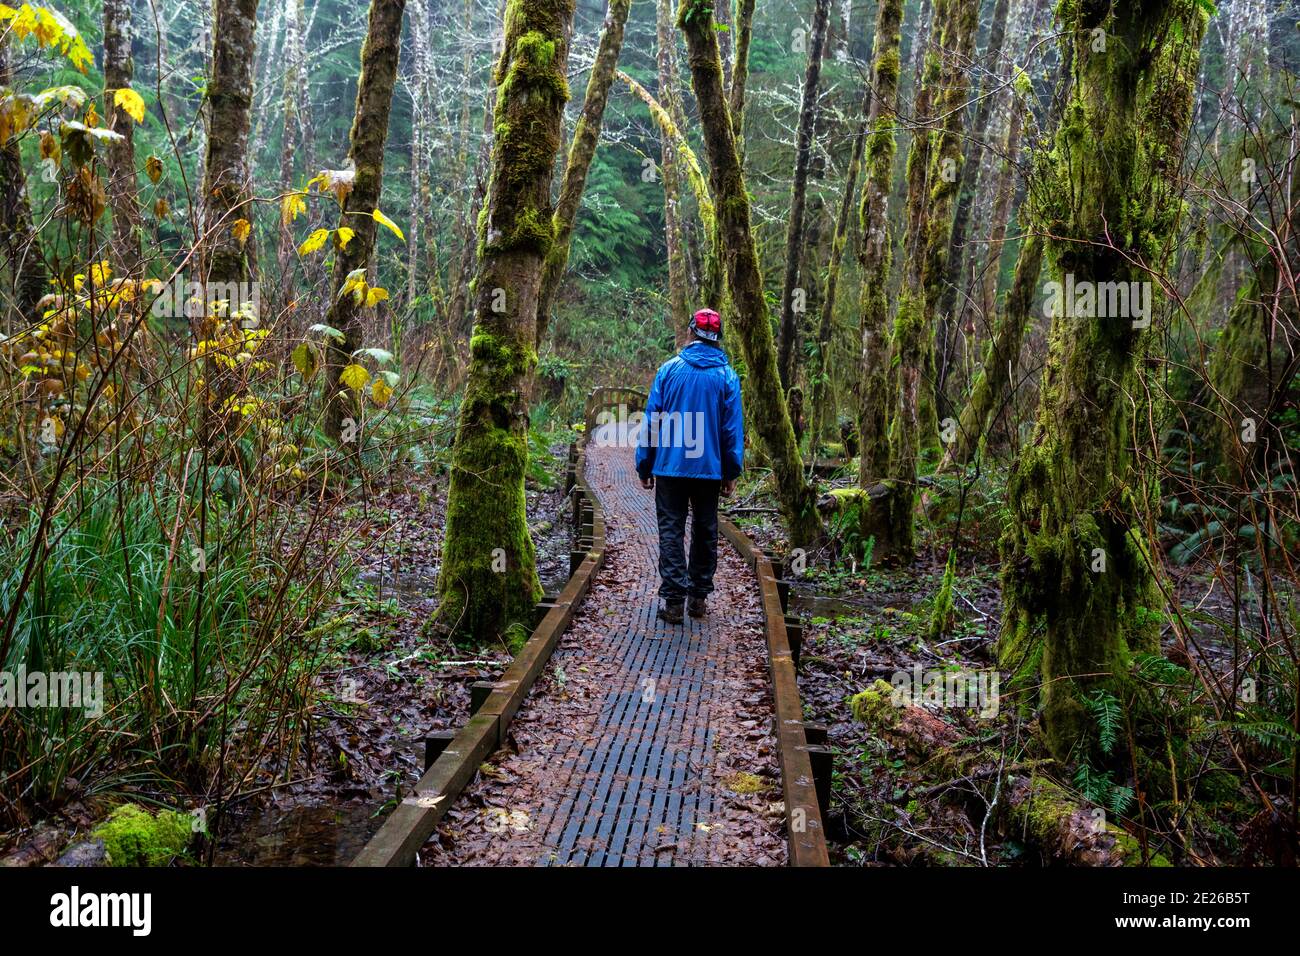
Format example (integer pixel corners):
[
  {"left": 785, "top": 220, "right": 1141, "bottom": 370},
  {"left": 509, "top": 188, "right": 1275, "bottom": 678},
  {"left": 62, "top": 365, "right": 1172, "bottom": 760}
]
[
  {"left": 352, "top": 440, "right": 608, "bottom": 867},
  {"left": 719, "top": 515, "right": 831, "bottom": 867}
]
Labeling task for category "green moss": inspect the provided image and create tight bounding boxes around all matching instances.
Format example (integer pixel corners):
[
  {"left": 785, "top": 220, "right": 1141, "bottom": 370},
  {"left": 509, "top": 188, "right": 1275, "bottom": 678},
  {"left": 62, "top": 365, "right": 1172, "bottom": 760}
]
[
  {"left": 928, "top": 550, "right": 957, "bottom": 641},
  {"left": 849, "top": 678, "right": 899, "bottom": 729},
  {"left": 722, "top": 771, "right": 767, "bottom": 794},
  {"left": 92, "top": 803, "right": 192, "bottom": 867}
]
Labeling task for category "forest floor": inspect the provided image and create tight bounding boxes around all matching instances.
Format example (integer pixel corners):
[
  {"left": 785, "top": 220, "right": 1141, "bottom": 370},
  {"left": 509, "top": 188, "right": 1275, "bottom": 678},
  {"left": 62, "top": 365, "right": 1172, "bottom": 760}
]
[
  {"left": 0, "top": 443, "right": 573, "bottom": 867},
  {"left": 2, "top": 435, "right": 1287, "bottom": 868},
  {"left": 733, "top": 459, "right": 1292, "bottom": 867},
  {"left": 207, "top": 448, "right": 574, "bottom": 865}
]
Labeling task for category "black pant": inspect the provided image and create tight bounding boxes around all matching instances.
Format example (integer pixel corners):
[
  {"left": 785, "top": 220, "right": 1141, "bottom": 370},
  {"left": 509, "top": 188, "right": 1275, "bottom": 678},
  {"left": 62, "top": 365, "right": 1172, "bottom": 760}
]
[{"left": 654, "top": 476, "right": 720, "bottom": 601}]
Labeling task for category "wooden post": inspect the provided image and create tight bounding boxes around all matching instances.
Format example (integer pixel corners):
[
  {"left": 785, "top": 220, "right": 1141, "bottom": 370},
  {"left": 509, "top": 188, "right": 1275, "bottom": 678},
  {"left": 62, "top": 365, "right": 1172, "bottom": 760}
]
[
  {"left": 801, "top": 743, "right": 833, "bottom": 819},
  {"left": 802, "top": 720, "right": 828, "bottom": 745},
  {"left": 786, "top": 614, "right": 804, "bottom": 668},
  {"left": 423, "top": 729, "right": 457, "bottom": 771}
]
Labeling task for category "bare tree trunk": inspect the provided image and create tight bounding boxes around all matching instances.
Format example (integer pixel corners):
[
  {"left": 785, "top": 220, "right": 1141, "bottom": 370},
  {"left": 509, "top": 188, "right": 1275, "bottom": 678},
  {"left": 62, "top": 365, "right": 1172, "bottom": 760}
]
[
  {"left": 437, "top": 0, "right": 577, "bottom": 642},
  {"left": 247, "top": 0, "right": 284, "bottom": 163},
  {"left": 679, "top": 0, "right": 821, "bottom": 546},
  {"left": 776, "top": 0, "right": 831, "bottom": 390},
  {"left": 935, "top": 0, "right": 1012, "bottom": 390},
  {"left": 944, "top": 234, "right": 1042, "bottom": 469},
  {"left": 0, "top": 41, "right": 47, "bottom": 327},
  {"left": 406, "top": 0, "right": 432, "bottom": 311},
  {"left": 536, "top": 0, "right": 631, "bottom": 346},
  {"left": 618, "top": 68, "right": 719, "bottom": 310},
  {"left": 274, "top": 0, "right": 304, "bottom": 318},
  {"left": 103, "top": 0, "right": 143, "bottom": 277},
  {"left": 297, "top": 2, "right": 316, "bottom": 174},
  {"left": 658, "top": 0, "right": 690, "bottom": 340},
  {"left": 321, "top": 0, "right": 408, "bottom": 440},
  {"left": 448, "top": 85, "right": 494, "bottom": 347},
  {"left": 202, "top": 0, "right": 260, "bottom": 290}
]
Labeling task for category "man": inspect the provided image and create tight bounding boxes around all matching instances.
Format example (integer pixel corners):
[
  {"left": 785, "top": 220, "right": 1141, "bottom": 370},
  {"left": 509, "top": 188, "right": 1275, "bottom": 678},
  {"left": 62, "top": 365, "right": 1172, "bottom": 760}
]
[{"left": 635, "top": 308, "right": 744, "bottom": 624}]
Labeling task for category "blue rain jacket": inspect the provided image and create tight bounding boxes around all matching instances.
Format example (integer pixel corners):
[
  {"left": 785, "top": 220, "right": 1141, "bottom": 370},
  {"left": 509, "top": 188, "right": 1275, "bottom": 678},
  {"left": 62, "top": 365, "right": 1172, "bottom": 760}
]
[{"left": 635, "top": 342, "right": 744, "bottom": 482}]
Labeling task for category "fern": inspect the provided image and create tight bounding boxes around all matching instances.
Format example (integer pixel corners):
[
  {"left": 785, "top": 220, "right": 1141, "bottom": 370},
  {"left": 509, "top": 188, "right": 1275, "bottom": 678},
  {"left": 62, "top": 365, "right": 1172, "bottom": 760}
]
[
  {"left": 1074, "top": 760, "right": 1135, "bottom": 816},
  {"left": 1084, "top": 689, "right": 1123, "bottom": 755},
  {"left": 1108, "top": 783, "right": 1135, "bottom": 816},
  {"left": 1134, "top": 653, "right": 1191, "bottom": 687}
]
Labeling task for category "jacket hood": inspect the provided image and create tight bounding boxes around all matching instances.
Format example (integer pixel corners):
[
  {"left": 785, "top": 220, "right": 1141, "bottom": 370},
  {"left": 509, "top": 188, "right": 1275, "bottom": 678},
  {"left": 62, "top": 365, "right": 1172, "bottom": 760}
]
[{"left": 679, "top": 341, "right": 730, "bottom": 369}]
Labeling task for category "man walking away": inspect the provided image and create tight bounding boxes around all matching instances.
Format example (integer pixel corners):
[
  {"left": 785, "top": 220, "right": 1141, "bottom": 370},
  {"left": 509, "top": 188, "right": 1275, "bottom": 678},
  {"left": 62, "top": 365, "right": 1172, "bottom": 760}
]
[{"left": 635, "top": 308, "right": 744, "bottom": 624}]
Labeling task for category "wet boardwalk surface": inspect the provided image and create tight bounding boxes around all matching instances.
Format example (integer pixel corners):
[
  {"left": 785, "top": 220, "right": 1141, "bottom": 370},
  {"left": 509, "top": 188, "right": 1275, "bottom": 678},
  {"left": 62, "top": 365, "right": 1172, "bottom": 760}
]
[{"left": 422, "top": 431, "right": 786, "bottom": 865}]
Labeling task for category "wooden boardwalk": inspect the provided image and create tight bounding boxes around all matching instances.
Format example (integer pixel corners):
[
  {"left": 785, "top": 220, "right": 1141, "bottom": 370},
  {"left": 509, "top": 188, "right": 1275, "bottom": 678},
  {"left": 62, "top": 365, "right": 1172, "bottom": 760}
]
[{"left": 422, "top": 426, "right": 787, "bottom": 865}]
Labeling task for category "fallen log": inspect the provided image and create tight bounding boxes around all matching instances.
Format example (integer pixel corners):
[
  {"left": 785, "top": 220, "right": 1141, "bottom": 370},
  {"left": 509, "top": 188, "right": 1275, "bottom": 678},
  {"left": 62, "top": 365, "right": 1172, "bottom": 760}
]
[{"left": 850, "top": 679, "right": 1164, "bottom": 866}]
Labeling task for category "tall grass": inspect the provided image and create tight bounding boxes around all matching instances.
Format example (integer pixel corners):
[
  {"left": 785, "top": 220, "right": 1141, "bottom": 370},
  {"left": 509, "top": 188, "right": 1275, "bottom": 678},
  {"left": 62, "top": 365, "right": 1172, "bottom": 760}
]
[{"left": 0, "top": 480, "right": 284, "bottom": 809}]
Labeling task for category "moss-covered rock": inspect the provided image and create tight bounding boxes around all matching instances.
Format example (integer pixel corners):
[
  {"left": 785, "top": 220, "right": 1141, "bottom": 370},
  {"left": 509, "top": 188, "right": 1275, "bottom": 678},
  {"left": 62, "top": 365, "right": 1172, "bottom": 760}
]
[{"left": 91, "top": 804, "right": 192, "bottom": 867}]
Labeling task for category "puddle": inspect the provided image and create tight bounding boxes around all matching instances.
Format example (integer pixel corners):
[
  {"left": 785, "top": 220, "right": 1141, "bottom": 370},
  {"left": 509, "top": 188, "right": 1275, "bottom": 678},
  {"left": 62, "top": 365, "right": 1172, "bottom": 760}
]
[
  {"left": 356, "top": 568, "right": 439, "bottom": 601},
  {"left": 790, "top": 590, "right": 870, "bottom": 620},
  {"left": 213, "top": 802, "right": 383, "bottom": 867}
]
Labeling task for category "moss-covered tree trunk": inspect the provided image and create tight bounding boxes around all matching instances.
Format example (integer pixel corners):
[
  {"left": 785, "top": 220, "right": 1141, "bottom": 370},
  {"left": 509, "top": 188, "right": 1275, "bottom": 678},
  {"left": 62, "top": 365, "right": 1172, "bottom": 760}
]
[
  {"left": 201, "top": 0, "right": 260, "bottom": 290},
  {"left": 321, "top": 0, "right": 407, "bottom": 442},
  {"left": 656, "top": 0, "right": 690, "bottom": 340},
  {"left": 855, "top": 0, "right": 904, "bottom": 488},
  {"left": 728, "top": 0, "right": 755, "bottom": 141},
  {"left": 807, "top": 98, "right": 868, "bottom": 448},
  {"left": 0, "top": 41, "right": 46, "bottom": 328},
  {"left": 1000, "top": 0, "right": 1206, "bottom": 761},
  {"left": 679, "top": 0, "right": 820, "bottom": 546},
  {"left": 103, "top": 0, "right": 143, "bottom": 277},
  {"left": 438, "top": 0, "right": 576, "bottom": 642},
  {"left": 536, "top": 0, "right": 631, "bottom": 347},
  {"left": 775, "top": 0, "right": 831, "bottom": 390},
  {"left": 884, "top": 0, "right": 975, "bottom": 558}
]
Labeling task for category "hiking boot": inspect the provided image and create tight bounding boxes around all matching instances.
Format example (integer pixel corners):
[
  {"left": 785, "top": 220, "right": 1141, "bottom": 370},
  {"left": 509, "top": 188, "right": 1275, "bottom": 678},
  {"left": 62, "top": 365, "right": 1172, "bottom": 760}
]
[
  {"left": 687, "top": 596, "right": 707, "bottom": 618},
  {"left": 658, "top": 600, "right": 684, "bottom": 624}
]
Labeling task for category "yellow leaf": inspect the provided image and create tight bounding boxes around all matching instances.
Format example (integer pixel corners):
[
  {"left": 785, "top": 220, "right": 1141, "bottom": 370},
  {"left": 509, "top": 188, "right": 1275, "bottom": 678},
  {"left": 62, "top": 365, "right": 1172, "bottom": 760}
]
[
  {"left": 112, "top": 87, "right": 146, "bottom": 124},
  {"left": 335, "top": 226, "right": 355, "bottom": 249},
  {"left": 340, "top": 363, "right": 370, "bottom": 391},
  {"left": 371, "top": 378, "right": 393, "bottom": 406},
  {"left": 372, "top": 208, "right": 405, "bottom": 242},
  {"left": 232, "top": 218, "right": 251, "bottom": 246},
  {"left": 291, "top": 342, "right": 318, "bottom": 380},
  {"left": 89, "top": 260, "right": 112, "bottom": 287},
  {"left": 298, "top": 228, "right": 330, "bottom": 255},
  {"left": 146, "top": 154, "right": 163, "bottom": 183},
  {"left": 340, "top": 269, "right": 367, "bottom": 303},
  {"left": 281, "top": 191, "right": 307, "bottom": 225},
  {"left": 364, "top": 286, "right": 388, "bottom": 308},
  {"left": 153, "top": 197, "right": 169, "bottom": 218},
  {"left": 307, "top": 166, "right": 355, "bottom": 203},
  {"left": 39, "top": 130, "right": 60, "bottom": 162}
]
